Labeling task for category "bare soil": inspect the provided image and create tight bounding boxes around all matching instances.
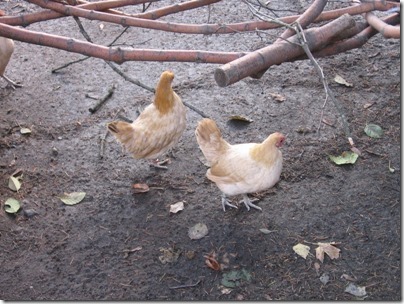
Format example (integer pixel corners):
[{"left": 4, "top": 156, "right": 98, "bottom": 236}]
[{"left": 0, "top": 1, "right": 400, "bottom": 301}]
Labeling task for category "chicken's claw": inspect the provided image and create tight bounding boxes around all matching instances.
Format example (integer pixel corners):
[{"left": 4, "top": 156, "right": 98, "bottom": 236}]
[
  {"left": 221, "top": 193, "right": 238, "bottom": 211},
  {"left": 241, "top": 194, "right": 262, "bottom": 211},
  {"left": 148, "top": 158, "right": 170, "bottom": 170},
  {"left": 3, "top": 75, "right": 22, "bottom": 90}
]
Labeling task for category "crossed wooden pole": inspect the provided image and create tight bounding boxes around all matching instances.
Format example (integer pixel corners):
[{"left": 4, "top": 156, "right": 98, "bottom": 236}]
[{"left": 0, "top": 0, "right": 400, "bottom": 86}]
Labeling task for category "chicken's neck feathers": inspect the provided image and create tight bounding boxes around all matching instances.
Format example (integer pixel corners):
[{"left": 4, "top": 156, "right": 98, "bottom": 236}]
[
  {"left": 248, "top": 140, "right": 282, "bottom": 167},
  {"left": 154, "top": 81, "right": 178, "bottom": 115}
]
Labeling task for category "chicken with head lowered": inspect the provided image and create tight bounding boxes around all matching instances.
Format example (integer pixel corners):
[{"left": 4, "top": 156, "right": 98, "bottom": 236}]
[
  {"left": 195, "top": 118, "right": 285, "bottom": 211},
  {"left": 107, "top": 71, "right": 186, "bottom": 169}
]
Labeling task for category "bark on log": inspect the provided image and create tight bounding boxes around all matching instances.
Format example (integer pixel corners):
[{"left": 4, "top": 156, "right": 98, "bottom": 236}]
[
  {"left": 277, "top": 0, "right": 328, "bottom": 42},
  {"left": 304, "top": 13, "right": 400, "bottom": 59},
  {"left": 214, "top": 14, "right": 356, "bottom": 87},
  {"left": 365, "top": 11, "right": 400, "bottom": 39},
  {"left": 0, "top": 1, "right": 397, "bottom": 32},
  {"left": 0, "top": 22, "right": 246, "bottom": 64}
]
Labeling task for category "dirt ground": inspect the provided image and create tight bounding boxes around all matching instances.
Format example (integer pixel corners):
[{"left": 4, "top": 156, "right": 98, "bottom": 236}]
[{"left": 0, "top": 1, "right": 401, "bottom": 301}]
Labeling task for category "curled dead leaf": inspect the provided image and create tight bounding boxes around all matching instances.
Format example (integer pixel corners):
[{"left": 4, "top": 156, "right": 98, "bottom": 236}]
[
  {"left": 204, "top": 254, "right": 221, "bottom": 271},
  {"left": 132, "top": 183, "right": 149, "bottom": 193}
]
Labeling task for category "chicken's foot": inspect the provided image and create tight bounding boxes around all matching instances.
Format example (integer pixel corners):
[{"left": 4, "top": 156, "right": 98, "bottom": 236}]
[
  {"left": 221, "top": 193, "right": 238, "bottom": 211},
  {"left": 2, "top": 75, "right": 22, "bottom": 89},
  {"left": 241, "top": 194, "right": 262, "bottom": 211},
  {"left": 149, "top": 158, "right": 170, "bottom": 170}
]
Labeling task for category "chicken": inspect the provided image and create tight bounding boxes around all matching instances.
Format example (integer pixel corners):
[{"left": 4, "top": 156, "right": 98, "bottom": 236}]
[
  {"left": 195, "top": 118, "right": 285, "bottom": 211},
  {"left": 0, "top": 9, "right": 22, "bottom": 89},
  {"left": 0, "top": 37, "right": 21, "bottom": 89},
  {"left": 107, "top": 71, "right": 186, "bottom": 169}
]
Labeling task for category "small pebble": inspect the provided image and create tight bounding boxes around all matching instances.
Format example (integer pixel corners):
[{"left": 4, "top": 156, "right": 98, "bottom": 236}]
[
  {"left": 52, "top": 147, "right": 58, "bottom": 156},
  {"left": 23, "top": 209, "right": 39, "bottom": 218}
]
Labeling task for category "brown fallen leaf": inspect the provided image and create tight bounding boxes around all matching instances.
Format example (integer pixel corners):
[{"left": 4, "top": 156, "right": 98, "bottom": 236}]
[
  {"left": 132, "top": 183, "right": 150, "bottom": 193},
  {"left": 316, "top": 242, "right": 341, "bottom": 263},
  {"left": 204, "top": 252, "right": 221, "bottom": 271}
]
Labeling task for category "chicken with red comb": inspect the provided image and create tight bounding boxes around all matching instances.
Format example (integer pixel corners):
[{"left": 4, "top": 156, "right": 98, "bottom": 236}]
[{"left": 195, "top": 118, "right": 285, "bottom": 211}]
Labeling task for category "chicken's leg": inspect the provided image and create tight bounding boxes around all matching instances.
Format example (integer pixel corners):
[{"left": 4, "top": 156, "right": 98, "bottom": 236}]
[
  {"left": 221, "top": 193, "right": 238, "bottom": 211},
  {"left": 2, "top": 75, "right": 22, "bottom": 89},
  {"left": 241, "top": 194, "right": 262, "bottom": 211}
]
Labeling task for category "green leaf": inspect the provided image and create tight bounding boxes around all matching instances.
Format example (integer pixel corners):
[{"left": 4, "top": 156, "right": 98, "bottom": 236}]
[
  {"left": 8, "top": 176, "right": 21, "bottom": 192},
  {"left": 59, "top": 192, "right": 86, "bottom": 205},
  {"left": 221, "top": 269, "right": 252, "bottom": 288},
  {"left": 364, "top": 124, "right": 383, "bottom": 138},
  {"left": 329, "top": 151, "right": 358, "bottom": 165},
  {"left": 4, "top": 198, "right": 21, "bottom": 213}
]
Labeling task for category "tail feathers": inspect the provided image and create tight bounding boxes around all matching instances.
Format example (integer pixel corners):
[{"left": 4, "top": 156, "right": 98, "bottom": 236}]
[
  {"left": 107, "top": 121, "right": 135, "bottom": 147},
  {"left": 195, "top": 118, "right": 229, "bottom": 165}
]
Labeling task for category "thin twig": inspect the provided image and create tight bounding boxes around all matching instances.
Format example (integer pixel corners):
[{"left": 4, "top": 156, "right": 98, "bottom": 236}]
[
  {"left": 72, "top": 17, "right": 207, "bottom": 117},
  {"left": 52, "top": 56, "right": 89, "bottom": 73},
  {"left": 294, "top": 22, "right": 352, "bottom": 143},
  {"left": 52, "top": 26, "right": 131, "bottom": 73},
  {"left": 89, "top": 84, "right": 116, "bottom": 113},
  {"left": 246, "top": 1, "right": 353, "bottom": 145}
]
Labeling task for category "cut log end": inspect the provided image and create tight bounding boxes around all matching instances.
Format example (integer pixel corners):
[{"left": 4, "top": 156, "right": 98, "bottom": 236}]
[{"left": 214, "top": 67, "right": 229, "bottom": 87}]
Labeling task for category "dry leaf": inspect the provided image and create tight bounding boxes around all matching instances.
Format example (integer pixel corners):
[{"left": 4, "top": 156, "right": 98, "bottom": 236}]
[
  {"left": 219, "top": 286, "right": 232, "bottom": 295},
  {"left": 319, "top": 273, "right": 330, "bottom": 285},
  {"left": 269, "top": 92, "right": 286, "bottom": 102},
  {"left": 188, "top": 223, "right": 208, "bottom": 240},
  {"left": 334, "top": 75, "right": 353, "bottom": 87},
  {"left": 169, "top": 201, "right": 184, "bottom": 213},
  {"left": 204, "top": 254, "right": 221, "bottom": 271},
  {"left": 350, "top": 146, "right": 362, "bottom": 156},
  {"left": 132, "top": 183, "right": 149, "bottom": 193},
  {"left": 228, "top": 115, "right": 253, "bottom": 123},
  {"left": 345, "top": 283, "right": 367, "bottom": 297},
  {"left": 158, "top": 247, "right": 181, "bottom": 264},
  {"left": 341, "top": 274, "right": 357, "bottom": 282},
  {"left": 315, "top": 242, "right": 340, "bottom": 263},
  {"left": 363, "top": 102, "right": 375, "bottom": 109},
  {"left": 59, "top": 192, "right": 86, "bottom": 205},
  {"left": 8, "top": 176, "right": 21, "bottom": 192},
  {"left": 293, "top": 243, "right": 310, "bottom": 259}
]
